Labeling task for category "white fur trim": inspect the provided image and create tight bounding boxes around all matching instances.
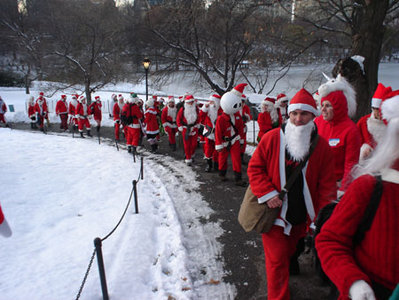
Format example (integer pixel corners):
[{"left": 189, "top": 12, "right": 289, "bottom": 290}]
[
  {"left": 366, "top": 116, "right": 386, "bottom": 144},
  {"left": 381, "top": 95, "right": 399, "bottom": 122},
  {"left": 359, "top": 143, "right": 373, "bottom": 161},
  {"left": 287, "top": 103, "right": 319, "bottom": 116},
  {"left": 380, "top": 168, "right": 399, "bottom": 184},
  {"left": 318, "top": 74, "right": 357, "bottom": 118},
  {"left": 258, "top": 190, "right": 279, "bottom": 204},
  {"left": 371, "top": 98, "right": 382, "bottom": 108}
]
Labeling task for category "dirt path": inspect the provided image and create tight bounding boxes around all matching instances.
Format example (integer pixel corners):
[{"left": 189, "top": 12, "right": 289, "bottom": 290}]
[{"left": 8, "top": 122, "right": 330, "bottom": 300}]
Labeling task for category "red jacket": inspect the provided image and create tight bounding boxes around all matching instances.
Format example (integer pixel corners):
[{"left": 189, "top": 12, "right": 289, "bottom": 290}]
[
  {"left": 34, "top": 100, "right": 48, "bottom": 116},
  {"left": 176, "top": 106, "right": 200, "bottom": 138},
  {"left": 55, "top": 100, "right": 68, "bottom": 115},
  {"left": 144, "top": 107, "right": 159, "bottom": 134},
  {"left": 240, "top": 104, "right": 252, "bottom": 123},
  {"left": 76, "top": 102, "right": 91, "bottom": 118},
  {"left": 113, "top": 102, "right": 124, "bottom": 122},
  {"left": 199, "top": 106, "right": 223, "bottom": 141},
  {"left": 314, "top": 91, "right": 361, "bottom": 191},
  {"left": 161, "top": 106, "right": 177, "bottom": 129},
  {"left": 28, "top": 104, "right": 35, "bottom": 118},
  {"left": 89, "top": 101, "right": 102, "bottom": 121},
  {"left": 257, "top": 111, "right": 279, "bottom": 140},
  {"left": 215, "top": 112, "right": 245, "bottom": 151},
  {"left": 68, "top": 100, "right": 78, "bottom": 116},
  {"left": 247, "top": 127, "right": 337, "bottom": 233},
  {"left": 315, "top": 164, "right": 399, "bottom": 299}
]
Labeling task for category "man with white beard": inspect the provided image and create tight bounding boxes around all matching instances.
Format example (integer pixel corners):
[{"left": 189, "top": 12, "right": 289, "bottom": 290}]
[
  {"left": 177, "top": 95, "right": 200, "bottom": 165},
  {"left": 161, "top": 96, "right": 178, "bottom": 151},
  {"left": 247, "top": 88, "right": 336, "bottom": 300},
  {"left": 200, "top": 94, "right": 223, "bottom": 172}
]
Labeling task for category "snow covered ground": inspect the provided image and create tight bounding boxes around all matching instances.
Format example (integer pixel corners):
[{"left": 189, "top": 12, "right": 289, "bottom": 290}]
[{"left": 0, "top": 129, "right": 234, "bottom": 299}]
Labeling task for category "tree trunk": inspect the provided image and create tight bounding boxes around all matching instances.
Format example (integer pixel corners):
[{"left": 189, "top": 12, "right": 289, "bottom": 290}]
[
  {"left": 350, "top": 0, "right": 389, "bottom": 119},
  {"left": 85, "top": 79, "right": 92, "bottom": 104}
]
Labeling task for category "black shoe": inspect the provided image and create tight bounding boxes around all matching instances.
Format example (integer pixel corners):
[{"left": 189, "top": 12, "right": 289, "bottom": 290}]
[
  {"left": 127, "top": 146, "right": 132, "bottom": 153},
  {"left": 213, "top": 162, "right": 219, "bottom": 172},
  {"left": 234, "top": 172, "right": 247, "bottom": 187},
  {"left": 219, "top": 170, "right": 228, "bottom": 181},
  {"left": 80, "top": 132, "right": 85, "bottom": 138},
  {"left": 205, "top": 159, "right": 212, "bottom": 172},
  {"left": 171, "top": 144, "right": 177, "bottom": 151}
]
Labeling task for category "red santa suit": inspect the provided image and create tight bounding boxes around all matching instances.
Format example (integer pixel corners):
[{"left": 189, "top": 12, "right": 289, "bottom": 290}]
[
  {"left": 89, "top": 97, "right": 102, "bottom": 132},
  {"left": 248, "top": 124, "right": 336, "bottom": 300},
  {"left": 316, "top": 169, "right": 399, "bottom": 300},
  {"left": 76, "top": 97, "right": 91, "bottom": 133},
  {"left": 68, "top": 95, "right": 79, "bottom": 127},
  {"left": 145, "top": 100, "right": 160, "bottom": 152},
  {"left": 257, "top": 97, "right": 280, "bottom": 141},
  {"left": 55, "top": 95, "right": 68, "bottom": 130},
  {"left": 113, "top": 98, "right": 124, "bottom": 141},
  {"left": 314, "top": 87, "right": 361, "bottom": 192},
  {"left": 34, "top": 96, "right": 49, "bottom": 129},
  {"left": 28, "top": 98, "right": 36, "bottom": 125},
  {"left": 161, "top": 100, "right": 178, "bottom": 148},
  {"left": 215, "top": 112, "right": 245, "bottom": 174},
  {"left": 238, "top": 96, "right": 252, "bottom": 156},
  {"left": 0, "top": 97, "right": 7, "bottom": 124},
  {"left": 121, "top": 101, "right": 143, "bottom": 151},
  {"left": 276, "top": 93, "right": 289, "bottom": 124},
  {"left": 176, "top": 95, "right": 200, "bottom": 164}
]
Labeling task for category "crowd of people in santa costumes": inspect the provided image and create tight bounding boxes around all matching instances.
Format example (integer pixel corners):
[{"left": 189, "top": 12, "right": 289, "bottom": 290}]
[{"left": 55, "top": 94, "right": 69, "bottom": 131}]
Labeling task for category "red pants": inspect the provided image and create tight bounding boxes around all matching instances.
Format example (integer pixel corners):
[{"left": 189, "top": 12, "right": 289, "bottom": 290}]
[
  {"left": 182, "top": 131, "right": 197, "bottom": 161},
  {"left": 78, "top": 118, "right": 90, "bottom": 132},
  {"left": 204, "top": 138, "right": 219, "bottom": 162},
  {"left": 0, "top": 114, "right": 5, "bottom": 123},
  {"left": 59, "top": 114, "right": 68, "bottom": 130},
  {"left": 126, "top": 127, "right": 141, "bottom": 147},
  {"left": 218, "top": 141, "right": 241, "bottom": 173},
  {"left": 262, "top": 225, "right": 306, "bottom": 300},
  {"left": 165, "top": 127, "right": 177, "bottom": 145}
]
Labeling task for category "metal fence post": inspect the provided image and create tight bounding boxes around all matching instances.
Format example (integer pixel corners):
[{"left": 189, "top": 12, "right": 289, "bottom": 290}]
[
  {"left": 94, "top": 238, "right": 109, "bottom": 300},
  {"left": 133, "top": 180, "right": 139, "bottom": 214},
  {"left": 140, "top": 156, "right": 144, "bottom": 180}
]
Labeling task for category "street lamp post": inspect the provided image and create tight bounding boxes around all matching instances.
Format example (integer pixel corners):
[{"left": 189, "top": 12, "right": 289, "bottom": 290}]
[{"left": 142, "top": 58, "right": 151, "bottom": 101}]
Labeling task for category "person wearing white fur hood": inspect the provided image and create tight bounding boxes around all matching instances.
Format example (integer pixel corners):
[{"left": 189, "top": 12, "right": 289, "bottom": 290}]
[
  {"left": 314, "top": 74, "right": 361, "bottom": 194},
  {"left": 356, "top": 83, "right": 393, "bottom": 161},
  {"left": 161, "top": 96, "right": 178, "bottom": 151},
  {"left": 215, "top": 83, "right": 247, "bottom": 186},
  {"left": 257, "top": 96, "right": 281, "bottom": 142},
  {"left": 276, "top": 93, "right": 289, "bottom": 124},
  {"left": 176, "top": 95, "right": 200, "bottom": 165}
]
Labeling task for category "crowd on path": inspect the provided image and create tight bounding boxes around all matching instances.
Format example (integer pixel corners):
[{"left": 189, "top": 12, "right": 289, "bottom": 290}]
[{"left": 1, "top": 64, "right": 399, "bottom": 300}]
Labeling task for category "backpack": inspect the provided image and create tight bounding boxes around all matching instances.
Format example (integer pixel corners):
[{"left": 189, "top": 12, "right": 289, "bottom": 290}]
[{"left": 313, "top": 175, "right": 383, "bottom": 298}]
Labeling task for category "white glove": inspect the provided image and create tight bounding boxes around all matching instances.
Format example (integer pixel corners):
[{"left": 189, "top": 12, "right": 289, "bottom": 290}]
[{"left": 349, "top": 280, "right": 376, "bottom": 300}]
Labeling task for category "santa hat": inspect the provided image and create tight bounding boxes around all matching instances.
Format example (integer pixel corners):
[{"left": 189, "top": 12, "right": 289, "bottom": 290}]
[
  {"left": 184, "top": 95, "right": 195, "bottom": 103},
  {"left": 381, "top": 90, "right": 399, "bottom": 123},
  {"left": 167, "top": 96, "right": 175, "bottom": 103},
  {"left": 61, "top": 95, "right": 67, "bottom": 99},
  {"left": 0, "top": 204, "right": 12, "bottom": 238},
  {"left": 276, "top": 93, "right": 288, "bottom": 104},
  {"left": 241, "top": 94, "right": 247, "bottom": 101},
  {"left": 78, "top": 95, "right": 86, "bottom": 102},
  {"left": 39, "top": 92, "right": 44, "bottom": 96},
  {"left": 209, "top": 94, "right": 221, "bottom": 102},
  {"left": 318, "top": 74, "right": 356, "bottom": 118},
  {"left": 71, "top": 95, "right": 77, "bottom": 100},
  {"left": 95, "top": 96, "right": 100, "bottom": 101},
  {"left": 152, "top": 95, "right": 157, "bottom": 100},
  {"left": 118, "top": 94, "right": 124, "bottom": 101},
  {"left": 287, "top": 88, "right": 319, "bottom": 116},
  {"left": 220, "top": 83, "right": 247, "bottom": 115},
  {"left": 262, "top": 97, "right": 276, "bottom": 106},
  {"left": 371, "top": 83, "right": 392, "bottom": 109}
]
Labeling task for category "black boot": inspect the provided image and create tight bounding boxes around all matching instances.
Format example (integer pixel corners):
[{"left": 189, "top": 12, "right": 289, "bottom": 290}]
[
  {"left": 132, "top": 146, "right": 137, "bottom": 155},
  {"left": 241, "top": 153, "right": 247, "bottom": 165},
  {"left": 289, "top": 237, "right": 305, "bottom": 275},
  {"left": 170, "top": 143, "right": 177, "bottom": 151},
  {"left": 234, "top": 172, "right": 247, "bottom": 187},
  {"left": 151, "top": 144, "right": 158, "bottom": 153},
  {"left": 205, "top": 159, "right": 212, "bottom": 172},
  {"left": 96, "top": 125, "right": 100, "bottom": 133},
  {"left": 214, "top": 162, "right": 219, "bottom": 172},
  {"left": 127, "top": 146, "right": 132, "bottom": 153},
  {"left": 87, "top": 130, "right": 92, "bottom": 137},
  {"left": 80, "top": 132, "right": 85, "bottom": 138},
  {"left": 219, "top": 169, "right": 228, "bottom": 182}
]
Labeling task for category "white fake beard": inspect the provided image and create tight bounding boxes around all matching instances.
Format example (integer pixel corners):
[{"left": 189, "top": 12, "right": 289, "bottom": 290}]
[
  {"left": 167, "top": 106, "right": 177, "bottom": 121},
  {"left": 208, "top": 104, "right": 218, "bottom": 124},
  {"left": 184, "top": 103, "right": 197, "bottom": 124},
  {"left": 367, "top": 114, "right": 386, "bottom": 145},
  {"left": 261, "top": 104, "right": 279, "bottom": 123},
  {"left": 285, "top": 120, "right": 315, "bottom": 162}
]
